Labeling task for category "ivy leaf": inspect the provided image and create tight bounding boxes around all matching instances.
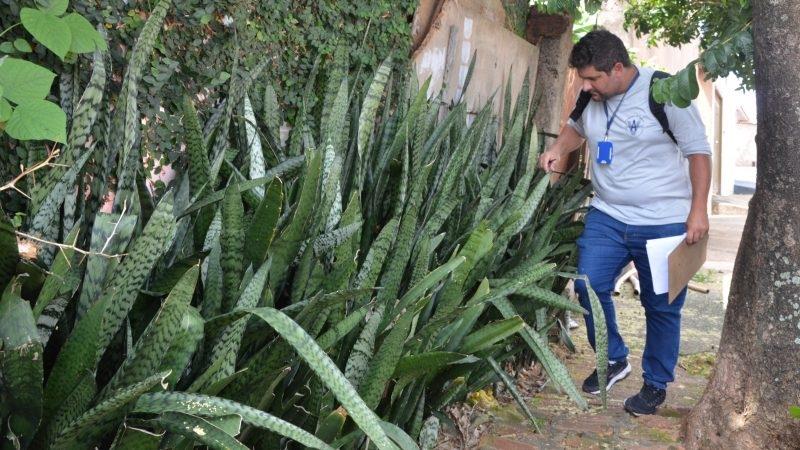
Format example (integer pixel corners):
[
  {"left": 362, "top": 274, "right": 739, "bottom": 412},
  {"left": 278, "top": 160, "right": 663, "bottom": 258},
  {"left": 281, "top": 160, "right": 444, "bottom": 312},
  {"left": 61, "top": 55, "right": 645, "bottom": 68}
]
[
  {"left": 669, "top": 82, "right": 691, "bottom": 108},
  {"left": 676, "top": 65, "right": 698, "bottom": 102},
  {"left": 701, "top": 50, "right": 719, "bottom": 76},
  {"left": 0, "top": 42, "right": 15, "bottom": 54},
  {"left": 0, "top": 98, "right": 12, "bottom": 122},
  {"left": 63, "top": 13, "right": 107, "bottom": 53},
  {"left": 20, "top": 8, "right": 71, "bottom": 60},
  {"left": 13, "top": 39, "right": 32, "bottom": 53},
  {"left": 40, "top": 0, "right": 69, "bottom": 16},
  {"left": 687, "top": 64, "right": 699, "bottom": 99},
  {"left": 0, "top": 57, "right": 56, "bottom": 105},
  {"left": 651, "top": 78, "right": 668, "bottom": 104},
  {"left": 5, "top": 99, "right": 67, "bottom": 143}
]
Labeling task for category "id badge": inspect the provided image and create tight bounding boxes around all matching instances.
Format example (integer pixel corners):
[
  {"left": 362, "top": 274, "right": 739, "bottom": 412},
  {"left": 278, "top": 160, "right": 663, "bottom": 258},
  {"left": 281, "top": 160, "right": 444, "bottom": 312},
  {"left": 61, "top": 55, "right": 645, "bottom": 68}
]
[{"left": 597, "top": 140, "right": 613, "bottom": 165}]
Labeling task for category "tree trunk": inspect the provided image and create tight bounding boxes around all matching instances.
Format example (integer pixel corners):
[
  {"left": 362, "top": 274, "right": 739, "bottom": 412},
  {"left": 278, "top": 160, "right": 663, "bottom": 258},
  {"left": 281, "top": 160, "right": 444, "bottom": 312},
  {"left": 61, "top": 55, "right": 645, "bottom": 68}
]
[{"left": 684, "top": 1, "right": 800, "bottom": 448}]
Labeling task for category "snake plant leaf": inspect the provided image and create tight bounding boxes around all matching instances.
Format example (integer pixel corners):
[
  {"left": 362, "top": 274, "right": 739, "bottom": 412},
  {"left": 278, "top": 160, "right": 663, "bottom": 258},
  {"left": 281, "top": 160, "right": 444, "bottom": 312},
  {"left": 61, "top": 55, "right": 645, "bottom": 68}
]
[
  {"left": 379, "top": 421, "right": 420, "bottom": 450},
  {"left": 135, "top": 392, "right": 333, "bottom": 450},
  {"left": 153, "top": 411, "right": 247, "bottom": 450},
  {"left": 32, "top": 224, "right": 81, "bottom": 318},
  {"left": 247, "top": 307, "right": 398, "bottom": 450},
  {"left": 36, "top": 295, "right": 69, "bottom": 345},
  {"left": 179, "top": 155, "right": 304, "bottom": 217},
  {"left": 116, "top": 0, "right": 172, "bottom": 166},
  {"left": 29, "top": 149, "right": 93, "bottom": 246},
  {"left": 68, "top": 47, "right": 106, "bottom": 153},
  {"left": 195, "top": 260, "right": 270, "bottom": 392},
  {"left": 182, "top": 94, "right": 211, "bottom": 198},
  {"left": 262, "top": 81, "right": 280, "bottom": 138},
  {"left": 395, "top": 256, "right": 465, "bottom": 314},
  {"left": 345, "top": 304, "right": 385, "bottom": 389},
  {"left": 39, "top": 372, "right": 96, "bottom": 448},
  {"left": 487, "top": 356, "right": 541, "bottom": 433},
  {"left": 491, "top": 297, "right": 587, "bottom": 409},
  {"left": 359, "top": 297, "right": 430, "bottom": 410},
  {"left": 269, "top": 150, "right": 322, "bottom": 286},
  {"left": 358, "top": 56, "right": 392, "bottom": 159},
  {"left": 393, "top": 352, "right": 467, "bottom": 379},
  {"left": 159, "top": 306, "right": 204, "bottom": 388},
  {"left": 102, "top": 266, "right": 199, "bottom": 396},
  {"left": 0, "top": 215, "right": 17, "bottom": 290},
  {"left": 0, "top": 287, "right": 43, "bottom": 448},
  {"left": 76, "top": 212, "right": 137, "bottom": 319},
  {"left": 220, "top": 181, "right": 244, "bottom": 313},
  {"left": 244, "top": 179, "right": 282, "bottom": 266},
  {"left": 50, "top": 372, "right": 170, "bottom": 450},
  {"left": 243, "top": 94, "right": 266, "bottom": 197},
  {"left": 579, "top": 275, "right": 608, "bottom": 408},
  {"left": 418, "top": 416, "right": 440, "bottom": 450},
  {"left": 459, "top": 316, "right": 524, "bottom": 354},
  {"left": 513, "top": 285, "right": 588, "bottom": 315},
  {"left": 43, "top": 193, "right": 176, "bottom": 421},
  {"left": 315, "top": 408, "right": 347, "bottom": 444},
  {"left": 109, "top": 424, "right": 163, "bottom": 450},
  {"left": 354, "top": 217, "right": 399, "bottom": 291}
]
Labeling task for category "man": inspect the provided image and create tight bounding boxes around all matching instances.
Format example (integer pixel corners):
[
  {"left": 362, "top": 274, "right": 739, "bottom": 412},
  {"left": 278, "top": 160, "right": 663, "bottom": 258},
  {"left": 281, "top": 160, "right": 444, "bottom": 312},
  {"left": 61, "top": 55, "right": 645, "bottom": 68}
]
[{"left": 539, "top": 30, "right": 711, "bottom": 416}]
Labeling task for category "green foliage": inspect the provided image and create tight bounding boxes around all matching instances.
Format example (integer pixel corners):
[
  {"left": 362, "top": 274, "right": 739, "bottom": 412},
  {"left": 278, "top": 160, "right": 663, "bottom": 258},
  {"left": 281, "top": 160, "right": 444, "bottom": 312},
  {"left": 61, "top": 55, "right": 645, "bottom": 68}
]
[
  {"left": 0, "top": 10, "right": 596, "bottom": 445},
  {"left": 532, "top": 0, "right": 603, "bottom": 19},
  {"left": 0, "top": 1, "right": 105, "bottom": 143},
  {"left": 624, "top": 0, "right": 753, "bottom": 101}
]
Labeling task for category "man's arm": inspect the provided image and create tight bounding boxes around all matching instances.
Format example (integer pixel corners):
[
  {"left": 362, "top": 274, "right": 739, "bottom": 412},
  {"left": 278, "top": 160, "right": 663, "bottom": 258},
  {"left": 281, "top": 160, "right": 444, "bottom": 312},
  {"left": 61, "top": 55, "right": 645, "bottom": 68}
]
[
  {"left": 686, "top": 154, "right": 711, "bottom": 245},
  {"left": 538, "top": 124, "right": 585, "bottom": 172}
]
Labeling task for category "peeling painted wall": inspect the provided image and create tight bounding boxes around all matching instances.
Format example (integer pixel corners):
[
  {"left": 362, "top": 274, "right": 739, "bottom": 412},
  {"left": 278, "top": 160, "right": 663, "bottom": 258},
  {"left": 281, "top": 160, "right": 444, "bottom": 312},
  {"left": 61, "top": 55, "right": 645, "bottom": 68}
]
[{"left": 411, "top": 0, "right": 540, "bottom": 118}]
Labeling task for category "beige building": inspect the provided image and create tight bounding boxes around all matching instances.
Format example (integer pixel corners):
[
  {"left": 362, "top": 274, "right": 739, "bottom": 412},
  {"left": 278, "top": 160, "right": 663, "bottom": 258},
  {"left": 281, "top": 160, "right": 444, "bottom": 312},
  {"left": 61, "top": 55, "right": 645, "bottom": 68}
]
[{"left": 411, "top": 0, "right": 757, "bottom": 200}]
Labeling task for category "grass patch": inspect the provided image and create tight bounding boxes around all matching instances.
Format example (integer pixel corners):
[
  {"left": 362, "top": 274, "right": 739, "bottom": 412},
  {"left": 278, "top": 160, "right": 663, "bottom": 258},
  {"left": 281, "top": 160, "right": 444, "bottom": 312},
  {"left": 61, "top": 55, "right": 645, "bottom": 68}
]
[
  {"left": 679, "top": 352, "right": 717, "bottom": 377},
  {"left": 691, "top": 269, "right": 718, "bottom": 284}
]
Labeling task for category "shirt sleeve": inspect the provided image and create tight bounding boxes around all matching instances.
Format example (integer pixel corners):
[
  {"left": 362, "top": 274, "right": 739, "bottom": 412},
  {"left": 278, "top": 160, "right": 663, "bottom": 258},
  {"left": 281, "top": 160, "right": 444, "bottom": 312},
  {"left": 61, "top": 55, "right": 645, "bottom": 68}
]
[
  {"left": 567, "top": 117, "right": 585, "bottom": 137},
  {"left": 664, "top": 101, "right": 712, "bottom": 156}
]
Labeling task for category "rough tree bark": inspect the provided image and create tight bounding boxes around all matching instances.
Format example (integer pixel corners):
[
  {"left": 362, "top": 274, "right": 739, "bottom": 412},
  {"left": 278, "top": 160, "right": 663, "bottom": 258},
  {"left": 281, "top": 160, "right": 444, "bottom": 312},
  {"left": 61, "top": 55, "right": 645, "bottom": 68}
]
[{"left": 684, "top": 0, "right": 800, "bottom": 448}]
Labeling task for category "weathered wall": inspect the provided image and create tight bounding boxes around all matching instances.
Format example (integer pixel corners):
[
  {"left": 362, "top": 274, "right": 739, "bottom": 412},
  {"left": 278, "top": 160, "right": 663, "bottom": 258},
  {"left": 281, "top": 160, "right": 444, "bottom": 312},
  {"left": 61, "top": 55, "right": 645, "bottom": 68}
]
[{"left": 411, "top": 0, "right": 540, "bottom": 119}]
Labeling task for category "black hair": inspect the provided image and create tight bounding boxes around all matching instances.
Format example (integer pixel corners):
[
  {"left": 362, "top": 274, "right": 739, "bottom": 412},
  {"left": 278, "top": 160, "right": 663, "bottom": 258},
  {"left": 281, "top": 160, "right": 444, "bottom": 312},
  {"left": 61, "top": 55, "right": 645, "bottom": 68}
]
[{"left": 569, "top": 30, "right": 632, "bottom": 73}]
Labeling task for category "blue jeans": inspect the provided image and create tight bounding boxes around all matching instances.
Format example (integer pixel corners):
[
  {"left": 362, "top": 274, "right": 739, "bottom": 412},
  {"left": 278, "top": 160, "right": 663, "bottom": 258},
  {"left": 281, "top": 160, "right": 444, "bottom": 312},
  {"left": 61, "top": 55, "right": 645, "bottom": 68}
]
[{"left": 574, "top": 207, "right": 688, "bottom": 390}]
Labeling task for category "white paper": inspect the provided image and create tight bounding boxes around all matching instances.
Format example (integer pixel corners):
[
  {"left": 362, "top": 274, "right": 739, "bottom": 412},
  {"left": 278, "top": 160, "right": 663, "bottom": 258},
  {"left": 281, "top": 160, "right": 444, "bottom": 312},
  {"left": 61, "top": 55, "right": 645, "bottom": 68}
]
[{"left": 645, "top": 233, "right": 687, "bottom": 295}]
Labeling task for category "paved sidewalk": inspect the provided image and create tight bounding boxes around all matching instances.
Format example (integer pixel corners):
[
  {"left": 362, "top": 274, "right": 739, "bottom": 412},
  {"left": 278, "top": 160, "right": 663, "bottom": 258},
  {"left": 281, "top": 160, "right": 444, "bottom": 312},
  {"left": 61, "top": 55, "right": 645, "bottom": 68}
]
[
  {"left": 477, "top": 279, "right": 725, "bottom": 449},
  {"left": 466, "top": 213, "right": 746, "bottom": 449}
]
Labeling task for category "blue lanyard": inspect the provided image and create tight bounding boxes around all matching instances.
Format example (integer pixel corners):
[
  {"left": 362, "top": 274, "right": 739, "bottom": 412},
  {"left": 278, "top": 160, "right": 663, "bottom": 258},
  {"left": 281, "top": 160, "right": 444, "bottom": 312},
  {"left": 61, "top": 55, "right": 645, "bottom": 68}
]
[{"left": 602, "top": 69, "right": 640, "bottom": 139}]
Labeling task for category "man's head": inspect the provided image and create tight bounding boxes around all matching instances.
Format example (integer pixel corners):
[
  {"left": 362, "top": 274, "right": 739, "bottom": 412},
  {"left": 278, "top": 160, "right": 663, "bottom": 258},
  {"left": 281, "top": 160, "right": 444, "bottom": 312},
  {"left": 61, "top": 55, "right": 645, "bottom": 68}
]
[{"left": 570, "top": 30, "right": 634, "bottom": 101}]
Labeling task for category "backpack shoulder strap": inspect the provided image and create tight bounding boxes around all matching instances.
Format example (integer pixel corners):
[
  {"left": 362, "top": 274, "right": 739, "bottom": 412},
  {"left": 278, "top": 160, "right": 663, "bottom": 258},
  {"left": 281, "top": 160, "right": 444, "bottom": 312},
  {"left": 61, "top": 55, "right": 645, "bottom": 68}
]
[
  {"left": 649, "top": 70, "right": 678, "bottom": 144},
  {"left": 569, "top": 90, "right": 592, "bottom": 123}
]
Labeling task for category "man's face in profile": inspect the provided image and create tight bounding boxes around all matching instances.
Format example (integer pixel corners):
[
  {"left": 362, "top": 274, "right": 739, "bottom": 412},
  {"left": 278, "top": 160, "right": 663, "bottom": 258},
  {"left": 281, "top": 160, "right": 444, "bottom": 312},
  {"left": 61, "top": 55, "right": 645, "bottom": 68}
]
[{"left": 577, "top": 62, "right": 626, "bottom": 101}]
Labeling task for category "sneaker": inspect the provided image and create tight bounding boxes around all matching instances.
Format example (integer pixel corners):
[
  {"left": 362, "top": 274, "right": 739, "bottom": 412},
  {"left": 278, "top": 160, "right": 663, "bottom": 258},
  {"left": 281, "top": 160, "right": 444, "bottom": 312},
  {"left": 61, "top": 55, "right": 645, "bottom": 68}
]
[
  {"left": 581, "top": 358, "right": 632, "bottom": 394},
  {"left": 624, "top": 383, "right": 667, "bottom": 416}
]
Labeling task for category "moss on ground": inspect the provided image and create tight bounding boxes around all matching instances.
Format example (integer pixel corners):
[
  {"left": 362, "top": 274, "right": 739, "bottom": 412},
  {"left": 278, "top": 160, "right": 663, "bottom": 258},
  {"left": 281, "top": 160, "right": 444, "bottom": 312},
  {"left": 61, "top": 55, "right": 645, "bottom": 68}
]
[{"left": 679, "top": 352, "right": 717, "bottom": 377}]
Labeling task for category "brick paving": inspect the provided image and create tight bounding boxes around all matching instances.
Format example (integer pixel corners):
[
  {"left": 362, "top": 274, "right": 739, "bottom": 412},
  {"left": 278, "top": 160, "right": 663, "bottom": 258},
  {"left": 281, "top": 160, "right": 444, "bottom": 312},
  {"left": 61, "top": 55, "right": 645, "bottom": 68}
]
[{"left": 475, "top": 278, "right": 725, "bottom": 450}]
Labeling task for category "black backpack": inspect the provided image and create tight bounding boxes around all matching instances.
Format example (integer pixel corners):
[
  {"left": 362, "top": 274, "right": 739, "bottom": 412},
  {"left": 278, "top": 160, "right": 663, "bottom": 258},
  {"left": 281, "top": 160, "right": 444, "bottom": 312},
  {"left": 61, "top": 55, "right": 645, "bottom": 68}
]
[{"left": 568, "top": 70, "right": 677, "bottom": 144}]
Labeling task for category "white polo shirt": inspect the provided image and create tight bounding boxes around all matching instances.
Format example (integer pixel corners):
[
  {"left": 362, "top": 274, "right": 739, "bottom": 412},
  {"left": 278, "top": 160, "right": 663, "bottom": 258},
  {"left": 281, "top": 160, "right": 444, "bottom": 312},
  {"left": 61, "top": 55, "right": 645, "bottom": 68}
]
[{"left": 568, "top": 66, "right": 712, "bottom": 225}]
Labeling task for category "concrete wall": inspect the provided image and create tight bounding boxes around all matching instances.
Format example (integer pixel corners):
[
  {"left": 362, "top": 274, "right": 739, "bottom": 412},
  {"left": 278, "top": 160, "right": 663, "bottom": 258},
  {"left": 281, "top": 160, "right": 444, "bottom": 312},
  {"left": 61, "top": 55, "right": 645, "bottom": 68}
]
[{"left": 411, "top": 0, "right": 539, "bottom": 119}]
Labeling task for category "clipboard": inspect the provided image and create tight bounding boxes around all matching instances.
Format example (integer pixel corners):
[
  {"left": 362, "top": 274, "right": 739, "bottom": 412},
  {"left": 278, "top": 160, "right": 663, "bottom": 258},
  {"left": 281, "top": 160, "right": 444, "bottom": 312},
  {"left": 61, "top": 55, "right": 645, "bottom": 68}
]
[{"left": 667, "top": 234, "right": 708, "bottom": 303}]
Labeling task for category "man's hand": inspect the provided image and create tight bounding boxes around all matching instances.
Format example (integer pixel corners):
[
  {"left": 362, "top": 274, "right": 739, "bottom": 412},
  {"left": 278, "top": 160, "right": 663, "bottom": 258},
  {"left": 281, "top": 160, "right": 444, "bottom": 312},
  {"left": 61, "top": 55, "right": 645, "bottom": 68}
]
[
  {"left": 538, "top": 148, "right": 562, "bottom": 172},
  {"left": 685, "top": 208, "right": 709, "bottom": 245}
]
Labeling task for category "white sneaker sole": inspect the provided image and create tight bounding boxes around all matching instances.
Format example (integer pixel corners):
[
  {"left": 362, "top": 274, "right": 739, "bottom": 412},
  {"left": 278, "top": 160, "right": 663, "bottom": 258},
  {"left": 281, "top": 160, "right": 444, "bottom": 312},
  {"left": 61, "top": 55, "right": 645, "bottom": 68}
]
[{"left": 587, "top": 362, "right": 632, "bottom": 395}]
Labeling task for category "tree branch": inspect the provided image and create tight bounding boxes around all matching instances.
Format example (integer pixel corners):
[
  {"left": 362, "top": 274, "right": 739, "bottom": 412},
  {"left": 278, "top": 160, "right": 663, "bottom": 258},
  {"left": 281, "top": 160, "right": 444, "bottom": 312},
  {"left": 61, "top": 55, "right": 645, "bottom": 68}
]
[
  {"left": 0, "top": 148, "right": 60, "bottom": 198},
  {"left": 15, "top": 231, "right": 127, "bottom": 259}
]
